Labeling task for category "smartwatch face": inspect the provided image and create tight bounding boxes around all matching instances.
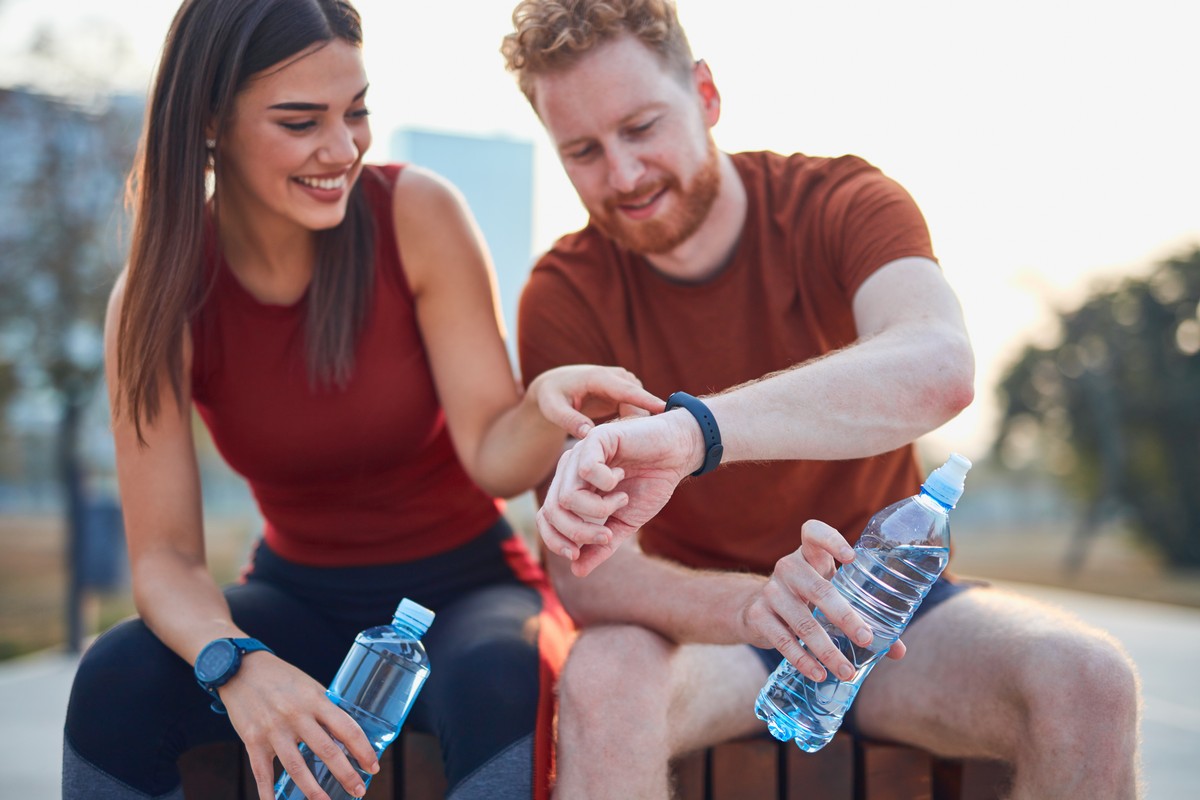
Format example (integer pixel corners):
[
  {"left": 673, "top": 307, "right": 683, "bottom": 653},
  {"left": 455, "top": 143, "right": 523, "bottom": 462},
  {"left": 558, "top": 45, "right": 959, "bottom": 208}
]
[{"left": 195, "top": 639, "right": 237, "bottom": 684}]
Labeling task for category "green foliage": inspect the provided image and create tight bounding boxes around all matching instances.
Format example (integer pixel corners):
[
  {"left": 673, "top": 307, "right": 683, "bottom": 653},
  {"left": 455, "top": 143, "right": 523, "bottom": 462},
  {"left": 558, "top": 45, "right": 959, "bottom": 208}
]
[{"left": 994, "top": 247, "right": 1200, "bottom": 567}]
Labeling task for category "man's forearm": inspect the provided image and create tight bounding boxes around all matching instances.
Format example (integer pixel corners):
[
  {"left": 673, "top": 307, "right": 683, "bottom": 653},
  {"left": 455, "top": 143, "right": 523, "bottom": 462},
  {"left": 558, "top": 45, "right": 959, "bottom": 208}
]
[
  {"left": 708, "top": 319, "right": 973, "bottom": 464},
  {"left": 702, "top": 259, "right": 974, "bottom": 464},
  {"left": 549, "top": 542, "right": 766, "bottom": 646}
]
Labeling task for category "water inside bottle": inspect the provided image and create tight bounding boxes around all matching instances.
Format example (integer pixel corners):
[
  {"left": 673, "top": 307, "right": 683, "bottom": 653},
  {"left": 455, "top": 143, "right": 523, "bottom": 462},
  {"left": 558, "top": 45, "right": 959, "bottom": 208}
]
[
  {"left": 755, "top": 544, "right": 949, "bottom": 752},
  {"left": 275, "top": 638, "right": 429, "bottom": 799},
  {"left": 328, "top": 639, "right": 427, "bottom": 745}
]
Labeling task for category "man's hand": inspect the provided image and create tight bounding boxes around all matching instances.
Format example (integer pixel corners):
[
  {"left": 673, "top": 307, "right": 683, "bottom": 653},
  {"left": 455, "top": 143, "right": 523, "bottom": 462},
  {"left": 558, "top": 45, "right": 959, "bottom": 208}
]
[
  {"left": 536, "top": 410, "right": 703, "bottom": 576},
  {"left": 741, "top": 520, "right": 906, "bottom": 681}
]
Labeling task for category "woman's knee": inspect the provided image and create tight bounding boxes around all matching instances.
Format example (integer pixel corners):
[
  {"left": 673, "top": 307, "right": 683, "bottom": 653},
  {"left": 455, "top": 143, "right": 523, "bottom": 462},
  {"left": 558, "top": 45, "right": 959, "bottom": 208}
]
[
  {"left": 431, "top": 632, "right": 541, "bottom": 720},
  {"left": 67, "top": 619, "right": 185, "bottom": 739},
  {"left": 64, "top": 618, "right": 204, "bottom": 795},
  {"left": 415, "top": 586, "right": 545, "bottom": 786},
  {"left": 422, "top": 585, "right": 543, "bottom": 719}
]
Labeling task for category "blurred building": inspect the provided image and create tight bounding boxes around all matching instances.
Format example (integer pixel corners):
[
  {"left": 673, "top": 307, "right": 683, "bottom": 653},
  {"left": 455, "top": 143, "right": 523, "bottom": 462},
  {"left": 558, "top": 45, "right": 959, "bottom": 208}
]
[
  {"left": 0, "top": 88, "right": 141, "bottom": 512},
  {"left": 389, "top": 128, "right": 535, "bottom": 361}
]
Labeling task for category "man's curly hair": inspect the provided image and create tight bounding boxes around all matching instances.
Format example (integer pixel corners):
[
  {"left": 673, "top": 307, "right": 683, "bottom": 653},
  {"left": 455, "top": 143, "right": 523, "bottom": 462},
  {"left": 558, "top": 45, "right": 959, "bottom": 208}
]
[{"left": 501, "top": 0, "right": 695, "bottom": 103}]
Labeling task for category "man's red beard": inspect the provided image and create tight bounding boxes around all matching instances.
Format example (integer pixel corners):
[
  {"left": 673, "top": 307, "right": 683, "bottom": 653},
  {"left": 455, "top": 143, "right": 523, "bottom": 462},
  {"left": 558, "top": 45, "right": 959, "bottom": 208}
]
[{"left": 590, "top": 140, "right": 721, "bottom": 255}]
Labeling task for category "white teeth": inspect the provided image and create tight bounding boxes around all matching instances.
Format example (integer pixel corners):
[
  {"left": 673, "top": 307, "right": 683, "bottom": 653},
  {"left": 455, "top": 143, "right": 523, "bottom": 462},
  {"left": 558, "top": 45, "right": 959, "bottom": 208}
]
[
  {"left": 625, "top": 190, "right": 662, "bottom": 210},
  {"left": 296, "top": 175, "right": 346, "bottom": 190}
]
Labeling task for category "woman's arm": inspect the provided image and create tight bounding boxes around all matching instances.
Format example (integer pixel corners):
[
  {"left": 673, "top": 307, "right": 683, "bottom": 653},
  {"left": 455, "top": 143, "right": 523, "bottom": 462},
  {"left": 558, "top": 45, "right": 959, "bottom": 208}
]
[
  {"left": 104, "top": 275, "right": 376, "bottom": 800},
  {"left": 392, "top": 167, "right": 661, "bottom": 498}
]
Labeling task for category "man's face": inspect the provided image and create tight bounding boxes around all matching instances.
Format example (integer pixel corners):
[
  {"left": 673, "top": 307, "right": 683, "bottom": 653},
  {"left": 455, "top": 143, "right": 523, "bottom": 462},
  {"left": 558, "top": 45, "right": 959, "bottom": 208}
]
[{"left": 531, "top": 35, "right": 720, "bottom": 255}]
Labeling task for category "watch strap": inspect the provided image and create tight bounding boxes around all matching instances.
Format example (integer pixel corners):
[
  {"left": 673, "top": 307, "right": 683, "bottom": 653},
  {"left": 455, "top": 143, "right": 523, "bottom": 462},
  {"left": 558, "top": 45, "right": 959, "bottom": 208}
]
[
  {"left": 230, "top": 637, "right": 273, "bottom": 657},
  {"left": 196, "top": 637, "right": 274, "bottom": 715},
  {"left": 665, "top": 391, "right": 723, "bottom": 477}
]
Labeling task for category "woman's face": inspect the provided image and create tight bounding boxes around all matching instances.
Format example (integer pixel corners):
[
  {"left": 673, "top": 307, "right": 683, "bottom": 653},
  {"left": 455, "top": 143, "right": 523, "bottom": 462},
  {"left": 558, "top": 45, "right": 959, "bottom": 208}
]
[{"left": 214, "top": 38, "right": 372, "bottom": 233}]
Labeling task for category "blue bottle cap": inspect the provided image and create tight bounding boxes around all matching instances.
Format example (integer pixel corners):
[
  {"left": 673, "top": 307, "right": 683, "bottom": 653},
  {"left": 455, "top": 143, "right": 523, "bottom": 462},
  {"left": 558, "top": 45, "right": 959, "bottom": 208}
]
[
  {"left": 923, "top": 452, "right": 972, "bottom": 508},
  {"left": 394, "top": 598, "right": 435, "bottom": 635}
]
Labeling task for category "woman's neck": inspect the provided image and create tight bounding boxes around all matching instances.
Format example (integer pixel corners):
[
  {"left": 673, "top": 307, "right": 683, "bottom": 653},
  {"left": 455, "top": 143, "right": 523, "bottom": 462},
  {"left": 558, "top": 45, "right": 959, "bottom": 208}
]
[{"left": 214, "top": 196, "right": 317, "bottom": 306}]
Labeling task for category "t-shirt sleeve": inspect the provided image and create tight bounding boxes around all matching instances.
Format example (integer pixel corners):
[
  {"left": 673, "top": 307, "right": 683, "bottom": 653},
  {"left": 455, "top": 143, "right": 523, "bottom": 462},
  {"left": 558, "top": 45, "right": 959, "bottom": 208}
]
[
  {"left": 822, "top": 167, "right": 937, "bottom": 298},
  {"left": 517, "top": 255, "right": 616, "bottom": 390}
]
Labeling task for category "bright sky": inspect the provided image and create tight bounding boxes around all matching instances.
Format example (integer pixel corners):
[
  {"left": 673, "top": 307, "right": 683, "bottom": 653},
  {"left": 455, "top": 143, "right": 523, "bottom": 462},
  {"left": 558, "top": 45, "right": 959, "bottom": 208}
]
[{"left": 3, "top": 0, "right": 1198, "bottom": 460}]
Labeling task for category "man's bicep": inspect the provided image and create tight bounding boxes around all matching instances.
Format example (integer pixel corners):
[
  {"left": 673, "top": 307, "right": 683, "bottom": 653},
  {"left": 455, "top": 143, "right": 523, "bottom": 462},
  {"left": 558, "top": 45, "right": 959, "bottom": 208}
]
[{"left": 852, "top": 256, "right": 967, "bottom": 339}]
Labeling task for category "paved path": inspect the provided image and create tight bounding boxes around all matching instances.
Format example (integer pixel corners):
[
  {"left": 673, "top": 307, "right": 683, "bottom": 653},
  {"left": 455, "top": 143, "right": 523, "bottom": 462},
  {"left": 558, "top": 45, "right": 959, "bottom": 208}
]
[
  {"left": 1, "top": 580, "right": 1195, "bottom": 798},
  {"left": 992, "top": 581, "right": 1200, "bottom": 799}
]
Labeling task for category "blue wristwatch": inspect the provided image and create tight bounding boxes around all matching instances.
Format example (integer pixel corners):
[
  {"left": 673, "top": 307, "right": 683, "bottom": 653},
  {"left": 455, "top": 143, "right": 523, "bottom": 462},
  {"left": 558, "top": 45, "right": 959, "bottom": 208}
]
[
  {"left": 194, "top": 637, "right": 274, "bottom": 714},
  {"left": 665, "top": 391, "right": 723, "bottom": 477}
]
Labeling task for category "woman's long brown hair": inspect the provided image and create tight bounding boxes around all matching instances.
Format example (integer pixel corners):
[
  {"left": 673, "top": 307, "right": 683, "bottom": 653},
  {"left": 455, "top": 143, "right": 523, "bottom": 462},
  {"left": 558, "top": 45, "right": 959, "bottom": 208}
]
[{"left": 118, "top": 0, "right": 374, "bottom": 443}]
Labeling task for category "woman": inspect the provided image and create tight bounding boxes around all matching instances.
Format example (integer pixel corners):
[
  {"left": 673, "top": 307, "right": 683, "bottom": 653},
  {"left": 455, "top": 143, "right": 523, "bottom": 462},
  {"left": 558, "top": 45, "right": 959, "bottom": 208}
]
[{"left": 61, "top": 1, "right": 659, "bottom": 799}]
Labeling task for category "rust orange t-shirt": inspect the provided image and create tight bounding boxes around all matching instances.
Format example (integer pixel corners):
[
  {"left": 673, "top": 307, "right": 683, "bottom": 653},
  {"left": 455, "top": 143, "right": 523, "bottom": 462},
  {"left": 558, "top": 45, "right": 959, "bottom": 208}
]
[
  {"left": 518, "top": 152, "right": 934, "bottom": 574},
  {"left": 191, "top": 164, "right": 501, "bottom": 567}
]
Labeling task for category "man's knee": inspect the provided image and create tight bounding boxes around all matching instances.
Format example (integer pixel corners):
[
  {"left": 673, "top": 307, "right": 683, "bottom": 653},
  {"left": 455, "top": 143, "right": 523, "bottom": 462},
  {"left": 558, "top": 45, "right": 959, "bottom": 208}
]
[
  {"left": 559, "top": 624, "right": 672, "bottom": 722},
  {"left": 1019, "top": 625, "right": 1140, "bottom": 743}
]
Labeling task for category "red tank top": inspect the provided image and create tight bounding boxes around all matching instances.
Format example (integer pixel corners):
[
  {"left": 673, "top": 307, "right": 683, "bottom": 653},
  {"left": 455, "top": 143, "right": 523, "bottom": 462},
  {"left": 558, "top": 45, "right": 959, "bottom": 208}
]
[{"left": 191, "top": 164, "right": 501, "bottom": 567}]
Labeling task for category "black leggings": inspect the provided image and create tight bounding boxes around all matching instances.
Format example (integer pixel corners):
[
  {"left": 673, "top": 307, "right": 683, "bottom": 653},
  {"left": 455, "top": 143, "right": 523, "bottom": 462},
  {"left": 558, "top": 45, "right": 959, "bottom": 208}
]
[{"left": 63, "top": 518, "right": 542, "bottom": 797}]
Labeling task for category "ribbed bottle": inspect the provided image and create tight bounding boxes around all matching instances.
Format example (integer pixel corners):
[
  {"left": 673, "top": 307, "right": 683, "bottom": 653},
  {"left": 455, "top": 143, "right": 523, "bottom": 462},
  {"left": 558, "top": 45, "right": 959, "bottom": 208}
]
[
  {"left": 275, "top": 598, "right": 434, "bottom": 799},
  {"left": 754, "top": 454, "right": 971, "bottom": 752}
]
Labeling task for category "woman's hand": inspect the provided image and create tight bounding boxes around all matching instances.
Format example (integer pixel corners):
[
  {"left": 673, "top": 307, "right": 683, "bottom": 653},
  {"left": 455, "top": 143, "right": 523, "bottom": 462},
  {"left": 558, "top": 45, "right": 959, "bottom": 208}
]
[
  {"left": 527, "top": 364, "right": 664, "bottom": 439},
  {"left": 740, "top": 520, "right": 906, "bottom": 682},
  {"left": 219, "top": 653, "right": 378, "bottom": 800}
]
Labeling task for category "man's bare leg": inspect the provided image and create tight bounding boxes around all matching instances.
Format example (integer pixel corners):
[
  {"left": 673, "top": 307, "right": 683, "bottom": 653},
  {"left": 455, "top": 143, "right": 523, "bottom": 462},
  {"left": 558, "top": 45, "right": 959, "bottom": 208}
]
[
  {"left": 853, "top": 586, "right": 1142, "bottom": 799},
  {"left": 553, "top": 624, "right": 769, "bottom": 799}
]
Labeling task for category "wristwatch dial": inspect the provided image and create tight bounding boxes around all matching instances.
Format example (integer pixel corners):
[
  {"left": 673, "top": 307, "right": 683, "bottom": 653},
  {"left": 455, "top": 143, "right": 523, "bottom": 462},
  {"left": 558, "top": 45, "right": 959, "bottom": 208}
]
[{"left": 195, "top": 639, "right": 238, "bottom": 685}]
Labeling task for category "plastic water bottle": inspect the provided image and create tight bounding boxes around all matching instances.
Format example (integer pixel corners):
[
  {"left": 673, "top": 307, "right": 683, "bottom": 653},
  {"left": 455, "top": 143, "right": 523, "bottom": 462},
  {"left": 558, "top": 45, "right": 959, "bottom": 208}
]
[
  {"left": 275, "top": 598, "right": 434, "bottom": 799},
  {"left": 754, "top": 453, "right": 971, "bottom": 752}
]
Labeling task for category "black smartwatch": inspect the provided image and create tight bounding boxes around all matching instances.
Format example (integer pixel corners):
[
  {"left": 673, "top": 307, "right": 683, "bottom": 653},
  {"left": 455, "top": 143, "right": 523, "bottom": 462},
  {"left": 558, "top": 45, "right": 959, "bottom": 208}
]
[
  {"left": 194, "top": 637, "right": 274, "bottom": 714},
  {"left": 665, "top": 391, "right": 723, "bottom": 477}
]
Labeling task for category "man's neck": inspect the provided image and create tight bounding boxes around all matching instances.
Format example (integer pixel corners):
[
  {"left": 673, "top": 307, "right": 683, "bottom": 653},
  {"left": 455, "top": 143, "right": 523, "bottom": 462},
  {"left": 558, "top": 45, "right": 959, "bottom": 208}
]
[{"left": 643, "top": 152, "right": 747, "bottom": 282}]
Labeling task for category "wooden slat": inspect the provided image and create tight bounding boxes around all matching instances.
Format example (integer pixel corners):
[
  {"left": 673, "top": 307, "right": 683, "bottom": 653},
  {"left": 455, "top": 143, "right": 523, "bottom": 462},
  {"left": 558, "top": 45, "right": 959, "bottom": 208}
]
[
  {"left": 710, "top": 737, "right": 780, "bottom": 799},
  {"left": 360, "top": 746, "right": 395, "bottom": 799},
  {"left": 400, "top": 731, "right": 448, "bottom": 800},
  {"left": 859, "top": 739, "right": 933, "bottom": 800},
  {"left": 178, "top": 741, "right": 249, "bottom": 799},
  {"left": 931, "top": 755, "right": 963, "bottom": 800},
  {"left": 177, "top": 729, "right": 1011, "bottom": 800},
  {"left": 784, "top": 732, "right": 855, "bottom": 800},
  {"left": 957, "top": 758, "right": 1012, "bottom": 800},
  {"left": 671, "top": 748, "right": 708, "bottom": 800}
]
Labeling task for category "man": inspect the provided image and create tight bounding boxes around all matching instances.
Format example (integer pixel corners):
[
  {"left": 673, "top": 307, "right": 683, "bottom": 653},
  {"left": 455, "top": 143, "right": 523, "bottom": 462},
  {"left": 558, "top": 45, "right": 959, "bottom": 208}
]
[{"left": 502, "top": 1, "right": 1141, "bottom": 797}]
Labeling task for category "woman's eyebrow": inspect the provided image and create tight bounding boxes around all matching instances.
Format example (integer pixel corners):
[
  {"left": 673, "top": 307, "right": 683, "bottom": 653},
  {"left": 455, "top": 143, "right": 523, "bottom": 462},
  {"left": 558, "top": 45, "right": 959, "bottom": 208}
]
[{"left": 268, "top": 85, "right": 369, "bottom": 111}]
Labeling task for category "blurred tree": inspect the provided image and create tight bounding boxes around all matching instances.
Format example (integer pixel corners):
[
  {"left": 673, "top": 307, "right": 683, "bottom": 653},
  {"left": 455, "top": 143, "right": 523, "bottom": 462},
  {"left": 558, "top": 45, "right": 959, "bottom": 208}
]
[
  {"left": 0, "top": 86, "right": 141, "bottom": 649},
  {"left": 993, "top": 247, "right": 1200, "bottom": 569}
]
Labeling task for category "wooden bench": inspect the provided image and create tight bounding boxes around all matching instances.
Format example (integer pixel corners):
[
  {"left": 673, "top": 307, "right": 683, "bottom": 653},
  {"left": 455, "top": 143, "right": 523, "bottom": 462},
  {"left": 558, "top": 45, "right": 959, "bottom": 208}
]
[{"left": 178, "top": 730, "right": 1011, "bottom": 799}]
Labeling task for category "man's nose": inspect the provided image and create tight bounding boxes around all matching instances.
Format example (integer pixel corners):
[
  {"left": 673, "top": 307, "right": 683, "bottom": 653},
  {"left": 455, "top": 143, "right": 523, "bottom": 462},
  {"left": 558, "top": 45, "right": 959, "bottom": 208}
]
[{"left": 606, "top": 147, "right": 645, "bottom": 194}]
